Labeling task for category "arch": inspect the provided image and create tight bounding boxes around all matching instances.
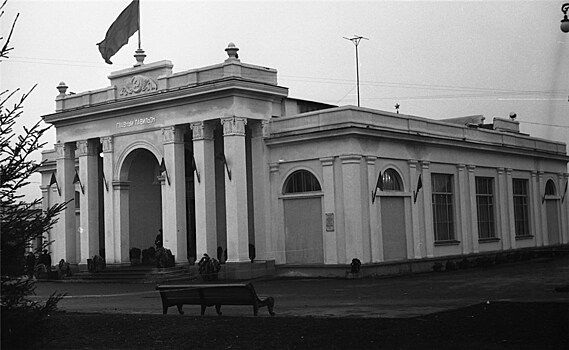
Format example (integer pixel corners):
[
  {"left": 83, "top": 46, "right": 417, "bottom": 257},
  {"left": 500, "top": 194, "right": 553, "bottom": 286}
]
[
  {"left": 381, "top": 168, "right": 404, "bottom": 192},
  {"left": 116, "top": 140, "right": 162, "bottom": 182},
  {"left": 545, "top": 179, "right": 556, "bottom": 195},
  {"left": 283, "top": 169, "right": 322, "bottom": 194}
]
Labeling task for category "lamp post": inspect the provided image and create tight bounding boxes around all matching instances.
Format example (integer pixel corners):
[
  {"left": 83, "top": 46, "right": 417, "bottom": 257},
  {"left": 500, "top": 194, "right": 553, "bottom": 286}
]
[
  {"left": 561, "top": 3, "right": 569, "bottom": 33},
  {"left": 344, "top": 35, "right": 368, "bottom": 107}
]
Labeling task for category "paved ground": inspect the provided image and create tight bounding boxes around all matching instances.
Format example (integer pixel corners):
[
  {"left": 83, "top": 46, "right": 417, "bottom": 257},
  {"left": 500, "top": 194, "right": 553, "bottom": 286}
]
[{"left": 32, "top": 255, "right": 569, "bottom": 318}]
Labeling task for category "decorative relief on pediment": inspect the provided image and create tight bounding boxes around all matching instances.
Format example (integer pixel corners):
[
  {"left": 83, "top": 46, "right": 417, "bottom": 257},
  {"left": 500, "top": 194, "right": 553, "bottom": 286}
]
[{"left": 118, "top": 75, "right": 157, "bottom": 97}]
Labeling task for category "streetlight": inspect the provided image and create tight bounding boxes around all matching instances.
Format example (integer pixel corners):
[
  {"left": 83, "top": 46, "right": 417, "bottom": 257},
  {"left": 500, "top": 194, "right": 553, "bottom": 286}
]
[
  {"left": 561, "top": 3, "right": 569, "bottom": 33},
  {"left": 344, "top": 35, "right": 368, "bottom": 107}
]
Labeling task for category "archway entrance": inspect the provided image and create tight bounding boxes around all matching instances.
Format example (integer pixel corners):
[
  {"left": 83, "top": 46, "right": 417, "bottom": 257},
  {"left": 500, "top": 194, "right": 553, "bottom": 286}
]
[{"left": 125, "top": 149, "right": 163, "bottom": 251}]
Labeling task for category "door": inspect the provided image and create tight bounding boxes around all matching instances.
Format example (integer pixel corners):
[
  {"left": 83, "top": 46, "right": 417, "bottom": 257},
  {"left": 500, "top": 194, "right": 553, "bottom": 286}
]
[
  {"left": 283, "top": 197, "right": 324, "bottom": 264},
  {"left": 381, "top": 197, "right": 407, "bottom": 261}
]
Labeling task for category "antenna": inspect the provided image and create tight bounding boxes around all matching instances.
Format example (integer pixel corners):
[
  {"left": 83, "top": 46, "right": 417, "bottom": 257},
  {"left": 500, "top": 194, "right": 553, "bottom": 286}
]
[{"left": 343, "top": 35, "right": 368, "bottom": 107}]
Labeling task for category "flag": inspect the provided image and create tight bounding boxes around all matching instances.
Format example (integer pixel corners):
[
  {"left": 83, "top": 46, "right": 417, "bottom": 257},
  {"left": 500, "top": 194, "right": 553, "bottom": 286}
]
[
  {"left": 372, "top": 171, "right": 382, "bottom": 204},
  {"left": 376, "top": 171, "right": 383, "bottom": 192},
  {"left": 49, "top": 173, "right": 57, "bottom": 187},
  {"left": 413, "top": 174, "right": 423, "bottom": 203},
  {"left": 192, "top": 155, "right": 200, "bottom": 183},
  {"left": 97, "top": 0, "right": 139, "bottom": 64}
]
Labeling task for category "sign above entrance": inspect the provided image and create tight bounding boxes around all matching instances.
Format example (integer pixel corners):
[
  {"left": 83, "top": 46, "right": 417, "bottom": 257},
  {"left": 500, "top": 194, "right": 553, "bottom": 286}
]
[{"left": 116, "top": 116, "right": 156, "bottom": 129}]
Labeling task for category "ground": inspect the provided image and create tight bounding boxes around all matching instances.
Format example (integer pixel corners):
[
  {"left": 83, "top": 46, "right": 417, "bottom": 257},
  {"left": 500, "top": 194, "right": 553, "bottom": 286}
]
[
  {"left": 12, "top": 301, "right": 569, "bottom": 349},
  {"left": 5, "top": 254, "right": 569, "bottom": 349}
]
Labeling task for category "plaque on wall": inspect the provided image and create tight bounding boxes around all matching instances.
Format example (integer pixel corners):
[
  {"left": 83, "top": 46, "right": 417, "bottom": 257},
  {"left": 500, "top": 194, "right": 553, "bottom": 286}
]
[{"left": 325, "top": 213, "right": 335, "bottom": 232}]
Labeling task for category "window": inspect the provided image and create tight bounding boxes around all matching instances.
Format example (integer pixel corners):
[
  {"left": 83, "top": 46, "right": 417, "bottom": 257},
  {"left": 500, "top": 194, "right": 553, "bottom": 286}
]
[
  {"left": 476, "top": 177, "right": 495, "bottom": 239},
  {"left": 431, "top": 173, "right": 455, "bottom": 241},
  {"left": 545, "top": 180, "right": 556, "bottom": 196},
  {"left": 513, "top": 178, "right": 530, "bottom": 236},
  {"left": 382, "top": 169, "right": 403, "bottom": 191},
  {"left": 283, "top": 170, "right": 321, "bottom": 194}
]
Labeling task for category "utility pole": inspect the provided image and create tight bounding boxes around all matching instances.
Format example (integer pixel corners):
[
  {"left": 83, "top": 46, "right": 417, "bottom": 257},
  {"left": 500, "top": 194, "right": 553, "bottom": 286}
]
[{"left": 343, "top": 35, "right": 368, "bottom": 107}]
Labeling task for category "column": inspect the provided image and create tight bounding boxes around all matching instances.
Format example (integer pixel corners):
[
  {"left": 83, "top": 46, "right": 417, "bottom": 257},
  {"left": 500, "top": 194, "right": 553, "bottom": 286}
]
[
  {"left": 321, "top": 157, "right": 338, "bottom": 264},
  {"left": 505, "top": 168, "right": 516, "bottom": 249},
  {"left": 221, "top": 117, "right": 249, "bottom": 262},
  {"left": 467, "top": 165, "right": 479, "bottom": 253},
  {"left": 190, "top": 121, "right": 217, "bottom": 258},
  {"left": 76, "top": 140, "right": 100, "bottom": 265},
  {"left": 408, "top": 160, "right": 422, "bottom": 259},
  {"left": 366, "top": 156, "right": 382, "bottom": 262},
  {"left": 340, "top": 154, "right": 367, "bottom": 263},
  {"left": 421, "top": 161, "right": 434, "bottom": 258},
  {"left": 457, "top": 164, "right": 470, "bottom": 254},
  {"left": 101, "top": 136, "right": 117, "bottom": 263},
  {"left": 161, "top": 126, "right": 188, "bottom": 263},
  {"left": 54, "top": 142, "right": 76, "bottom": 264}
]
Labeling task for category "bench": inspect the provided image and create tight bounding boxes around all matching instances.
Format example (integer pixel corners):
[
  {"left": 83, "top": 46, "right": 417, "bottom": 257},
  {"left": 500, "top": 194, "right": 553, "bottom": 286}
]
[{"left": 155, "top": 283, "right": 275, "bottom": 316}]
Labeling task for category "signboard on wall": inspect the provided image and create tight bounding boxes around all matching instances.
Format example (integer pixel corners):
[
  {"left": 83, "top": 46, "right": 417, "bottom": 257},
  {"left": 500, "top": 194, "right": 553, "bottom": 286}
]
[{"left": 325, "top": 213, "right": 335, "bottom": 232}]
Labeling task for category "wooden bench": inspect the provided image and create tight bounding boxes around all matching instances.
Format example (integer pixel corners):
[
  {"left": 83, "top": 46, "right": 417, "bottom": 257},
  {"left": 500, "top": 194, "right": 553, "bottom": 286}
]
[{"left": 155, "top": 283, "right": 275, "bottom": 316}]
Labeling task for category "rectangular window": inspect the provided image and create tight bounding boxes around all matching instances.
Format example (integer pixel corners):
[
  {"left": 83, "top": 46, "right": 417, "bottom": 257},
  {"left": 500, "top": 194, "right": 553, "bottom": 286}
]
[
  {"left": 513, "top": 178, "right": 530, "bottom": 236},
  {"left": 476, "top": 177, "right": 495, "bottom": 239},
  {"left": 431, "top": 173, "right": 455, "bottom": 241}
]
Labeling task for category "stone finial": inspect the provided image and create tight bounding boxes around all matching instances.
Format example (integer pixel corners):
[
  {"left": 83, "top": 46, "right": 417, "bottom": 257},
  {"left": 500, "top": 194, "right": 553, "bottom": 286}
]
[
  {"left": 225, "top": 42, "right": 240, "bottom": 61},
  {"left": 56, "top": 81, "right": 68, "bottom": 96},
  {"left": 134, "top": 48, "right": 146, "bottom": 66}
]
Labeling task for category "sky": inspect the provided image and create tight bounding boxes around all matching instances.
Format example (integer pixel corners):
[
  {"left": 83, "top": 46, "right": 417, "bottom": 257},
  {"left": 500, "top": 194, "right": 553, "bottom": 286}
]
[{"left": 2, "top": 0, "right": 569, "bottom": 201}]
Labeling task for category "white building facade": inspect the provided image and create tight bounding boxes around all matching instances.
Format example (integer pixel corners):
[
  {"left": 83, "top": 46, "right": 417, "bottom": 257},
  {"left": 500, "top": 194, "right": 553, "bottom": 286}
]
[{"left": 40, "top": 44, "right": 569, "bottom": 275}]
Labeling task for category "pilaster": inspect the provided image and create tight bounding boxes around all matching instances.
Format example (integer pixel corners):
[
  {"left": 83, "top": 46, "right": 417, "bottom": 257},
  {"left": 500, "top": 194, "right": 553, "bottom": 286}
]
[
  {"left": 530, "top": 171, "right": 542, "bottom": 246},
  {"left": 457, "top": 164, "right": 469, "bottom": 254},
  {"left": 366, "top": 156, "right": 382, "bottom": 262},
  {"left": 505, "top": 168, "right": 516, "bottom": 249},
  {"left": 409, "top": 160, "right": 422, "bottom": 258},
  {"left": 496, "top": 168, "right": 509, "bottom": 250},
  {"left": 340, "top": 154, "right": 367, "bottom": 263},
  {"left": 467, "top": 165, "right": 479, "bottom": 253},
  {"left": 538, "top": 172, "right": 548, "bottom": 245},
  {"left": 321, "top": 157, "right": 338, "bottom": 264},
  {"left": 101, "top": 136, "right": 118, "bottom": 263},
  {"left": 421, "top": 161, "right": 434, "bottom": 258}
]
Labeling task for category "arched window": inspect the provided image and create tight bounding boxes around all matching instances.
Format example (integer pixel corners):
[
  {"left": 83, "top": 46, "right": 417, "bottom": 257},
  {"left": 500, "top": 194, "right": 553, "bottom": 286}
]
[
  {"left": 382, "top": 168, "right": 403, "bottom": 191},
  {"left": 283, "top": 170, "right": 321, "bottom": 194},
  {"left": 545, "top": 180, "right": 556, "bottom": 195}
]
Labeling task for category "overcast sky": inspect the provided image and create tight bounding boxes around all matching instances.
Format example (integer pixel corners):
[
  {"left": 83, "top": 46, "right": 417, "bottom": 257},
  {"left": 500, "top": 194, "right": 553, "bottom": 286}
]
[{"left": 2, "top": 0, "right": 569, "bottom": 201}]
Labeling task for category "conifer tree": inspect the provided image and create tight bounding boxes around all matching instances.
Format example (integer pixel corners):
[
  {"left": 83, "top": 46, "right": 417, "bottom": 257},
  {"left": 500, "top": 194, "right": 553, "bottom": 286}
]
[{"left": 1, "top": 1, "right": 66, "bottom": 347}]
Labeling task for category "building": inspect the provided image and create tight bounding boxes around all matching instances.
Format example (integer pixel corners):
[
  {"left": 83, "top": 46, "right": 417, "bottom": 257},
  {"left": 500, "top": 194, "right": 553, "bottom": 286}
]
[{"left": 39, "top": 43, "right": 569, "bottom": 277}]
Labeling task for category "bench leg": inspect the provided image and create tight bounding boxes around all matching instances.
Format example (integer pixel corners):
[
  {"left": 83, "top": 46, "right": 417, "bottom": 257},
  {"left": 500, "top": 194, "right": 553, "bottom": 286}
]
[
  {"left": 201, "top": 304, "right": 206, "bottom": 316},
  {"left": 215, "top": 304, "right": 222, "bottom": 316},
  {"left": 162, "top": 305, "right": 168, "bottom": 315},
  {"left": 253, "top": 304, "right": 259, "bottom": 316},
  {"left": 176, "top": 304, "right": 184, "bottom": 315},
  {"left": 267, "top": 297, "right": 275, "bottom": 316}
]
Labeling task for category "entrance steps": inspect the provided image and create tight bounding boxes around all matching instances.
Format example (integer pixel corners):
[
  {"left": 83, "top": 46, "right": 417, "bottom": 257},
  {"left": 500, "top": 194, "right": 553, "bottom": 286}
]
[
  {"left": 61, "top": 260, "right": 276, "bottom": 283},
  {"left": 65, "top": 265, "right": 194, "bottom": 284}
]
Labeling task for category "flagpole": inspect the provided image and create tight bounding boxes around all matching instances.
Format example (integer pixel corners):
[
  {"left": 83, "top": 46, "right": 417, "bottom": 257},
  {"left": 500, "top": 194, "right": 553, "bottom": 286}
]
[{"left": 137, "top": 0, "right": 141, "bottom": 49}]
